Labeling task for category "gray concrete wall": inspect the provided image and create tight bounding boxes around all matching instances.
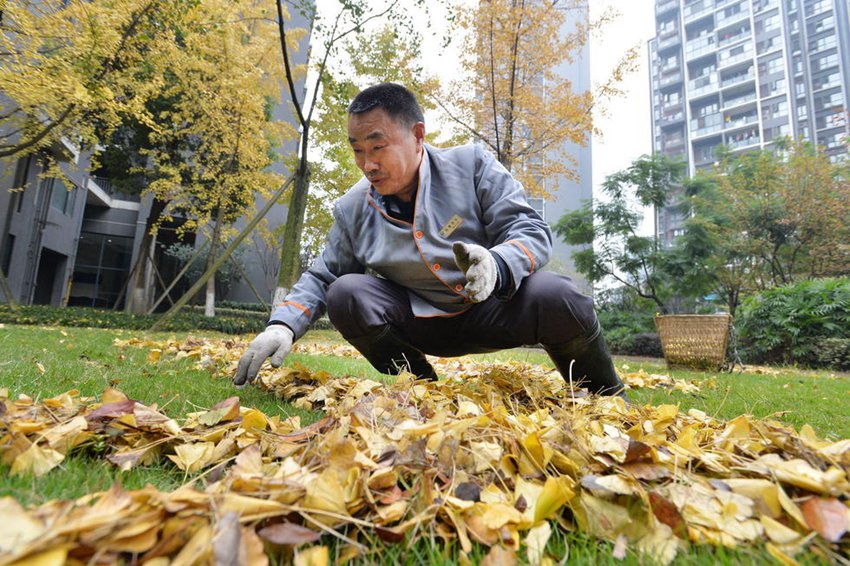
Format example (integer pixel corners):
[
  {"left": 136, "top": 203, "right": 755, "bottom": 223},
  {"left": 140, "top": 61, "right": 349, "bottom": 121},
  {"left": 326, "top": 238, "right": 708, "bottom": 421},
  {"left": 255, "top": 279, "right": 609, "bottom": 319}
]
[{"left": 0, "top": 154, "right": 88, "bottom": 305}]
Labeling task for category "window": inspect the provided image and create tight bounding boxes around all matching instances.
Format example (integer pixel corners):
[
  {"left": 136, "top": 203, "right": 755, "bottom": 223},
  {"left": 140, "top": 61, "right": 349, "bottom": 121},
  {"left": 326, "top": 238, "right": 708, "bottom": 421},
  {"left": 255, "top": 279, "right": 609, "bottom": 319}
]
[
  {"left": 755, "top": 13, "right": 780, "bottom": 34},
  {"left": 49, "top": 178, "right": 75, "bottom": 215},
  {"left": 760, "top": 77, "right": 786, "bottom": 97},
  {"left": 757, "top": 36, "right": 782, "bottom": 54},
  {"left": 663, "top": 90, "right": 681, "bottom": 105},
  {"left": 809, "top": 35, "right": 836, "bottom": 53},
  {"left": 69, "top": 233, "right": 134, "bottom": 308},
  {"left": 813, "top": 53, "right": 838, "bottom": 73},
  {"left": 820, "top": 131, "right": 845, "bottom": 149},
  {"left": 764, "top": 123, "right": 790, "bottom": 141},
  {"left": 758, "top": 55, "right": 784, "bottom": 76},
  {"left": 810, "top": 15, "right": 834, "bottom": 35},
  {"left": 659, "top": 18, "right": 677, "bottom": 34},
  {"left": 797, "top": 104, "right": 808, "bottom": 119},
  {"left": 813, "top": 71, "right": 840, "bottom": 91},
  {"left": 805, "top": 0, "right": 830, "bottom": 17},
  {"left": 814, "top": 91, "right": 845, "bottom": 112},
  {"left": 762, "top": 99, "right": 788, "bottom": 120},
  {"left": 816, "top": 110, "right": 846, "bottom": 130}
]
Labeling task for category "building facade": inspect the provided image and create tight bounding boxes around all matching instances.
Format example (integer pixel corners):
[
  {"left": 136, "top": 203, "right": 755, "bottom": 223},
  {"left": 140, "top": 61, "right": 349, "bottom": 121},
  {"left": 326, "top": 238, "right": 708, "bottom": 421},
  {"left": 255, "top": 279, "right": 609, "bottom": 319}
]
[
  {"left": 530, "top": 2, "right": 594, "bottom": 293},
  {"left": 649, "top": 0, "right": 850, "bottom": 247}
]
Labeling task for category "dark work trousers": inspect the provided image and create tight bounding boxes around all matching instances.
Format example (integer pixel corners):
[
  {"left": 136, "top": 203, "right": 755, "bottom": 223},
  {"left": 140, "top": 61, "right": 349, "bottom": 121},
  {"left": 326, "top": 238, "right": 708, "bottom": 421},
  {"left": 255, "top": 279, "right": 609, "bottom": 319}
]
[{"left": 326, "top": 271, "right": 601, "bottom": 370}]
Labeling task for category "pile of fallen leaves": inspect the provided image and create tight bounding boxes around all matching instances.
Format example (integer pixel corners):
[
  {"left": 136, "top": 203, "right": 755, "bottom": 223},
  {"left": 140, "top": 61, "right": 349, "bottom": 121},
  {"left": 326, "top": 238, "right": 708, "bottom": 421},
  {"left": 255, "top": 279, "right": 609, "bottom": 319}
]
[
  {"left": 0, "top": 341, "right": 848, "bottom": 565},
  {"left": 116, "top": 336, "right": 706, "bottom": 394}
]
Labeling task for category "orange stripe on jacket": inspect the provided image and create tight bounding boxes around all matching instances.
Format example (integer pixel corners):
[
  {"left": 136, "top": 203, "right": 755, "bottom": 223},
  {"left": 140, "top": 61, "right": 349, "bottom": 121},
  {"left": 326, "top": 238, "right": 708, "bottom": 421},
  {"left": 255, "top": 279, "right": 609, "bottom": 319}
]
[
  {"left": 507, "top": 240, "right": 536, "bottom": 273},
  {"left": 276, "top": 301, "right": 311, "bottom": 318}
]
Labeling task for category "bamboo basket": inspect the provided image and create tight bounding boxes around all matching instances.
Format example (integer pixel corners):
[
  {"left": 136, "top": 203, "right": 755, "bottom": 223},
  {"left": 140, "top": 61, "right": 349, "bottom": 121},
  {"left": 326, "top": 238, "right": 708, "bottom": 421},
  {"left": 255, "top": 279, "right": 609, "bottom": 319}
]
[{"left": 654, "top": 314, "right": 732, "bottom": 370}]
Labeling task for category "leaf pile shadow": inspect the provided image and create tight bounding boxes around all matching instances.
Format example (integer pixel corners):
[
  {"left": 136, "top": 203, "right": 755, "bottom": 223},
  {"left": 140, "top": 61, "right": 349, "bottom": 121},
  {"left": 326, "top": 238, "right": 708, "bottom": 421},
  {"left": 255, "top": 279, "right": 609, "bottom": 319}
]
[{"left": 0, "top": 338, "right": 848, "bottom": 565}]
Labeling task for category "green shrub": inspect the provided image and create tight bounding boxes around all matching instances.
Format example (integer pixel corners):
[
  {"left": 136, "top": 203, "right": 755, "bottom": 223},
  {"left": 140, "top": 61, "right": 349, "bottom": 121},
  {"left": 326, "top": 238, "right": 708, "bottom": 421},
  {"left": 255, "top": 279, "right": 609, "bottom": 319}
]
[
  {"left": 627, "top": 333, "right": 664, "bottom": 358},
  {"left": 0, "top": 305, "right": 267, "bottom": 335},
  {"left": 737, "top": 278, "right": 850, "bottom": 368},
  {"left": 0, "top": 305, "right": 339, "bottom": 335},
  {"left": 597, "top": 294, "right": 658, "bottom": 356},
  {"left": 216, "top": 300, "right": 268, "bottom": 312}
]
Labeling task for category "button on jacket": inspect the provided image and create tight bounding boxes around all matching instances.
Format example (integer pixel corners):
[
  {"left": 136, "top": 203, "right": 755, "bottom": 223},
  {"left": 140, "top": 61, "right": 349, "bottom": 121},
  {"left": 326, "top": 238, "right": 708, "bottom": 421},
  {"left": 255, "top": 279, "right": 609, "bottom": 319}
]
[{"left": 270, "top": 143, "right": 553, "bottom": 339}]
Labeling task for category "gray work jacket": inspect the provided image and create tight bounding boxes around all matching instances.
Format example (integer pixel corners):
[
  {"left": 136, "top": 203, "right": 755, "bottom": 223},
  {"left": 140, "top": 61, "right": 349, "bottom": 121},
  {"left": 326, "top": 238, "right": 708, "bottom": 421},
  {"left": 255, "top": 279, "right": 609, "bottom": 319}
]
[{"left": 270, "top": 143, "right": 553, "bottom": 339}]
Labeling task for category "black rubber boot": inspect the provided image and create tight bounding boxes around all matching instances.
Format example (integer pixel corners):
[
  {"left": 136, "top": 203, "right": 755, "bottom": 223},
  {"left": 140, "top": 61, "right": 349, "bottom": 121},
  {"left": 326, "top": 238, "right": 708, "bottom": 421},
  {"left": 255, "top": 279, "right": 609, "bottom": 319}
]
[
  {"left": 543, "top": 322, "right": 627, "bottom": 398},
  {"left": 346, "top": 325, "right": 439, "bottom": 381}
]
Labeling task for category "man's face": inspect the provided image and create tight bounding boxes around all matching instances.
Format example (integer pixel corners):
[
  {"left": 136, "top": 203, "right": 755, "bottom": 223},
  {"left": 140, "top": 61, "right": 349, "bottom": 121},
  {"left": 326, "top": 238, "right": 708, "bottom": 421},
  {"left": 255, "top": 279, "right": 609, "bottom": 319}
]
[{"left": 348, "top": 108, "right": 425, "bottom": 202}]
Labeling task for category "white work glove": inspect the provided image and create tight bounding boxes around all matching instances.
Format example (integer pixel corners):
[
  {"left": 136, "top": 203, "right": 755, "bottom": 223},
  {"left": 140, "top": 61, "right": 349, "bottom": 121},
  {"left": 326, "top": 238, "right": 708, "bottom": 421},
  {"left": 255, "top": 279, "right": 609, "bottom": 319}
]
[
  {"left": 233, "top": 325, "right": 294, "bottom": 388},
  {"left": 452, "top": 242, "right": 497, "bottom": 303}
]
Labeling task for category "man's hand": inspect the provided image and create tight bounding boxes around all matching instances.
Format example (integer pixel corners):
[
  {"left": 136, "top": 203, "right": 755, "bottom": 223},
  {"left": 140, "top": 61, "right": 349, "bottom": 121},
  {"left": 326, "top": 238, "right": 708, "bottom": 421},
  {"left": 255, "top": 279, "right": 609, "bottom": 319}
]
[
  {"left": 234, "top": 325, "right": 294, "bottom": 388},
  {"left": 452, "top": 242, "right": 497, "bottom": 303}
]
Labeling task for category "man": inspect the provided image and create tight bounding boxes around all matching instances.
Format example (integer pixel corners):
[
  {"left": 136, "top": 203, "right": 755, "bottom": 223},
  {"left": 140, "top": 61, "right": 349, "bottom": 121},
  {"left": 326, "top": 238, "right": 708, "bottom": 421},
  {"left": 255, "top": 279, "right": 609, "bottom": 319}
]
[{"left": 234, "top": 83, "right": 625, "bottom": 397}]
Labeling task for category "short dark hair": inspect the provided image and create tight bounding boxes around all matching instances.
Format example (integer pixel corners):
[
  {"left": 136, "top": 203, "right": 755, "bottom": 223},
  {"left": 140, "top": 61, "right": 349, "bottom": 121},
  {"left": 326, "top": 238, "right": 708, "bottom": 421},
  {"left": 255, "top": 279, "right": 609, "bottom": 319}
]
[{"left": 347, "top": 83, "right": 424, "bottom": 127}]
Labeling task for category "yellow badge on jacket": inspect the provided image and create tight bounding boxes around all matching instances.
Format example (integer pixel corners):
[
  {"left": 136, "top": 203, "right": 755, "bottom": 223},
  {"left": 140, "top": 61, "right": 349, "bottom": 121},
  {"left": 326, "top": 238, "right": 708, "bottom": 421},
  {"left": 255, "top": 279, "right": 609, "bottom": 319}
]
[{"left": 439, "top": 214, "right": 464, "bottom": 238}]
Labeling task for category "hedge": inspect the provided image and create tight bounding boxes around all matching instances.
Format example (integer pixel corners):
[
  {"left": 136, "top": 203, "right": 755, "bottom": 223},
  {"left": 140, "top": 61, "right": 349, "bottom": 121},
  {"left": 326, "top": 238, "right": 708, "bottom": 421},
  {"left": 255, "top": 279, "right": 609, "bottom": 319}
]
[{"left": 0, "top": 305, "right": 267, "bottom": 334}]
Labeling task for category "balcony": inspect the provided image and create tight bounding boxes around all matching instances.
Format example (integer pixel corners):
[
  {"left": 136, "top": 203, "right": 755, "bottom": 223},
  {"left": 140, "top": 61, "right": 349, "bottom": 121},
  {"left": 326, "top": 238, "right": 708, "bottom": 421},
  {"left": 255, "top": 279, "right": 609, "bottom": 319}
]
[
  {"left": 721, "top": 70, "right": 755, "bottom": 89},
  {"left": 689, "top": 72, "right": 719, "bottom": 96},
  {"left": 716, "top": 7, "right": 750, "bottom": 28},
  {"left": 753, "top": 0, "right": 776, "bottom": 13},
  {"left": 656, "top": 0, "right": 679, "bottom": 15},
  {"left": 691, "top": 113, "right": 724, "bottom": 137},
  {"left": 658, "top": 33, "right": 682, "bottom": 50},
  {"left": 723, "top": 113, "right": 759, "bottom": 130},
  {"left": 717, "top": 30, "right": 751, "bottom": 49},
  {"left": 685, "top": 35, "right": 717, "bottom": 60},
  {"left": 813, "top": 79, "right": 842, "bottom": 93},
  {"left": 660, "top": 111, "right": 686, "bottom": 126},
  {"left": 718, "top": 46, "right": 754, "bottom": 69},
  {"left": 660, "top": 72, "right": 684, "bottom": 87},
  {"left": 693, "top": 124, "right": 724, "bottom": 138},
  {"left": 722, "top": 91, "right": 757, "bottom": 110},
  {"left": 694, "top": 149, "right": 721, "bottom": 166},
  {"left": 684, "top": 1, "right": 714, "bottom": 22},
  {"left": 90, "top": 176, "right": 142, "bottom": 203},
  {"left": 809, "top": 37, "right": 837, "bottom": 54},
  {"left": 663, "top": 135, "right": 686, "bottom": 149},
  {"left": 726, "top": 134, "right": 761, "bottom": 150}
]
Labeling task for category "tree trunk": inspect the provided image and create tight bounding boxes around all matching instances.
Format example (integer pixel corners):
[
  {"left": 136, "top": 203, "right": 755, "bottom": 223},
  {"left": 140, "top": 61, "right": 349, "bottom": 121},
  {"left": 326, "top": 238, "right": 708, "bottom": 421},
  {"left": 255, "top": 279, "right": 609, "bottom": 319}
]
[
  {"left": 273, "top": 158, "right": 311, "bottom": 305},
  {"left": 150, "top": 175, "right": 294, "bottom": 332},
  {"left": 204, "top": 205, "right": 225, "bottom": 318},
  {"left": 126, "top": 198, "right": 167, "bottom": 314}
]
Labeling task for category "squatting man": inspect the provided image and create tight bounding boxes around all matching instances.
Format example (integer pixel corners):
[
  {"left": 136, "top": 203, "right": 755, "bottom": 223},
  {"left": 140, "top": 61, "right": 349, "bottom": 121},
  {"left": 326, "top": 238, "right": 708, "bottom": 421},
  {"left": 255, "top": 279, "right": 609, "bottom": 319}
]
[{"left": 235, "top": 83, "right": 626, "bottom": 398}]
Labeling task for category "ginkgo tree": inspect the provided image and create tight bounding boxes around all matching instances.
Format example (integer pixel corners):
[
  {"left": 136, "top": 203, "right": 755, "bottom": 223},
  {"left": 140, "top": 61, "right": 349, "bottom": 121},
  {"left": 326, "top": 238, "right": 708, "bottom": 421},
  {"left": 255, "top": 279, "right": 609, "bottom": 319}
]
[
  {"left": 0, "top": 0, "right": 184, "bottom": 163},
  {"left": 0, "top": 0, "right": 302, "bottom": 315},
  {"left": 439, "top": 0, "right": 639, "bottom": 198},
  {"left": 139, "top": 0, "right": 289, "bottom": 317}
]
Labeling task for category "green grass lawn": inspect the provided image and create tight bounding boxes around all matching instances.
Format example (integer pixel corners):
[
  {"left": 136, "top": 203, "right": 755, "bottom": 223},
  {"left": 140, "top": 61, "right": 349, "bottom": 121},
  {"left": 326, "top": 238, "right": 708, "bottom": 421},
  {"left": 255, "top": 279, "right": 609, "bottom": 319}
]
[{"left": 0, "top": 323, "right": 847, "bottom": 564}]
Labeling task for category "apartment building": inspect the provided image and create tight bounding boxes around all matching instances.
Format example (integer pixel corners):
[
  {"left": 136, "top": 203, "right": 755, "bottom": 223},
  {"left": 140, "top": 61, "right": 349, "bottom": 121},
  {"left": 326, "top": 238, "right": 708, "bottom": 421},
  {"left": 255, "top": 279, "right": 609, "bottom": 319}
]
[{"left": 649, "top": 0, "right": 850, "bottom": 247}]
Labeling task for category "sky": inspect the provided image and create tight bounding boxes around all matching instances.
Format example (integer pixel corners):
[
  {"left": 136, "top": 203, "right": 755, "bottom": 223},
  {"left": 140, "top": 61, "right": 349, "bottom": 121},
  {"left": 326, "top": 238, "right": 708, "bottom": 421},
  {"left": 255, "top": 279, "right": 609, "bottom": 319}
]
[{"left": 587, "top": 0, "right": 656, "bottom": 189}]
